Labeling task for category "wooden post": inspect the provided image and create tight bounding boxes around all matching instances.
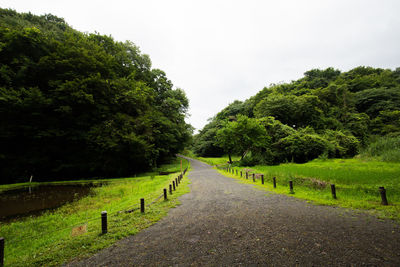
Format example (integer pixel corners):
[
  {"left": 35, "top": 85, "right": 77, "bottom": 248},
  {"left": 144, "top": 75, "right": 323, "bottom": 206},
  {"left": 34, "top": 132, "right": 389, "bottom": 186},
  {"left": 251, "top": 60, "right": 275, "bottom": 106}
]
[
  {"left": 246, "top": 172, "right": 248, "bottom": 179},
  {"left": 252, "top": 173, "right": 255, "bottom": 182},
  {"left": 240, "top": 171, "right": 242, "bottom": 177},
  {"left": 0, "top": 237, "right": 4, "bottom": 267},
  {"left": 101, "top": 211, "right": 107, "bottom": 234},
  {"left": 261, "top": 174, "right": 264, "bottom": 185},
  {"left": 289, "top": 181, "right": 294, "bottom": 194},
  {"left": 379, "top": 187, "right": 388, "bottom": 205},
  {"left": 169, "top": 184, "right": 172, "bottom": 194},
  {"left": 273, "top": 177, "right": 276, "bottom": 188},
  {"left": 164, "top": 188, "right": 167, "bottom": 200},
  {"left": 175, "top": 178, "right": 178, "bottom": 186},
  {"left": 173, "top": 181, "right": 176, "bottom": 191},
  {"left": 140, "top": 198, "right": 145, "bottom": 213},
  {"left": 331, "top": 184, "right": 337, "bottom": 199}
]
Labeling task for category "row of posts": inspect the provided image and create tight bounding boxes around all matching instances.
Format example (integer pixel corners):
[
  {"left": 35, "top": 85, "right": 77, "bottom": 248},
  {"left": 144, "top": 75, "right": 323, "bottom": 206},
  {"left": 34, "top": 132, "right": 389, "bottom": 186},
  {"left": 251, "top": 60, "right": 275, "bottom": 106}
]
[
  {"left": 101, "top": 172, "right": 186, "bottom": 234},
  {"left": 0, "top": 166, "right": 188, "bottom": 266},
  {"left": 225, "top": 166, "right": 389, "bottom": 205}
]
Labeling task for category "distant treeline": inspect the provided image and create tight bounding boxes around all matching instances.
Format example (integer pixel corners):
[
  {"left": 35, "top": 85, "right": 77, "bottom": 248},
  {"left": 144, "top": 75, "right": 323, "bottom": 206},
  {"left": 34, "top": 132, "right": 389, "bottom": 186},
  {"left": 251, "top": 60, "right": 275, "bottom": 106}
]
[
  {"left": 193, "top": 67, "right": 400, "bottom": 165},
  {"left": 0, "top": 9, "right": 192, "bottom": 183}
]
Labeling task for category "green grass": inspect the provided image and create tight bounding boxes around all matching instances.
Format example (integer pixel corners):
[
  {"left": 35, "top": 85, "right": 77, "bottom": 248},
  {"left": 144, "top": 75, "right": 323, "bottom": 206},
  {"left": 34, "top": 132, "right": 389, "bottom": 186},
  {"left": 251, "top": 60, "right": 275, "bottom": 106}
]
[
  {"left": 360, "top": 135, "right": 400, "bottom": 162},
  {"left": 193, "top": 155, "right": 240, "bottom": 166},
  {"left": 199, "top": 156, "right": 400, "bottom": 221},
  {"left": 0, "top": 158, "right": 190, "bottom": 266}
]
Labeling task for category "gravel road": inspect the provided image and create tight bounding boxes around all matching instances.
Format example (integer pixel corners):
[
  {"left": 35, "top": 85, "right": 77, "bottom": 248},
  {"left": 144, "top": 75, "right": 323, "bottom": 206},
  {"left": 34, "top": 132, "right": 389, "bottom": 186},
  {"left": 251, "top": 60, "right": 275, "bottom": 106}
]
[{"left": 68, "top": 157, "right": 400, "bottom": 266}]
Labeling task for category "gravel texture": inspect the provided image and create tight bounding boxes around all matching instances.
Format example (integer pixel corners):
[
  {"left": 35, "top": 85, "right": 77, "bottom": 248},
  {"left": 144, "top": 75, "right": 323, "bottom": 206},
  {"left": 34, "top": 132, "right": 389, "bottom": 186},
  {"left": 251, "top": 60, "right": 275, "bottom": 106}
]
[{"left": 67, "top": 158, "right": 400, "bottom": 266}]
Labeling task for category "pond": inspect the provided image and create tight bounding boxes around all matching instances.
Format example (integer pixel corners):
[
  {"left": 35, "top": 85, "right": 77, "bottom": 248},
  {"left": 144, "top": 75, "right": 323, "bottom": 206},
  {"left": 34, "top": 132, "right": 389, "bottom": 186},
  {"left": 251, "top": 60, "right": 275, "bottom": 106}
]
[{"left": 0, "top": 183, "right": 102, "bottom": 221}]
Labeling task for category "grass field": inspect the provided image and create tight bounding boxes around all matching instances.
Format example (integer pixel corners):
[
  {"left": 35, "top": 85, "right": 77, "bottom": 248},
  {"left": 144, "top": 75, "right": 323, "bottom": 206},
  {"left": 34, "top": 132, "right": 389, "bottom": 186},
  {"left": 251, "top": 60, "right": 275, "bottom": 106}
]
[
  {"left": 197, "top": 156, "right": 400, "bottom": 221},
  {"left": 0, "top": 158, "right": 190, "bottom": 266}
]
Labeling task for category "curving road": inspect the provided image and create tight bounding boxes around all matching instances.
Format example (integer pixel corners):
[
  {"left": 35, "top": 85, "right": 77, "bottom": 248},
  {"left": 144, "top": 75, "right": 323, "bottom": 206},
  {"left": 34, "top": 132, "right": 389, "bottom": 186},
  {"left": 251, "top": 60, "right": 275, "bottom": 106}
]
[{"left": 69, "top": 157, "right": 400, "bottom": 266}]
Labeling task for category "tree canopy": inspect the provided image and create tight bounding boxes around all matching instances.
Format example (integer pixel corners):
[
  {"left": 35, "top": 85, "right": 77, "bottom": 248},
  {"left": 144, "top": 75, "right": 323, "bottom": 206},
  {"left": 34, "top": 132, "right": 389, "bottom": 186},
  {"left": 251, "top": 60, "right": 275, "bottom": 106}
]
[
  {"left": 0, "top": 9, "right": 192, "bottom": 183},
  {"left": 193, "top": 66, "right": 400, "bottom": 165}
]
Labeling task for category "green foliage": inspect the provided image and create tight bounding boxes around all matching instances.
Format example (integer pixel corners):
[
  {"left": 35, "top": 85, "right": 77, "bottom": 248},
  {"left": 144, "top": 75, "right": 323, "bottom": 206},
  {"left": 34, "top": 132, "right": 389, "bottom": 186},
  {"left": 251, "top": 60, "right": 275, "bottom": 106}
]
[
  {"left": 361, "top": 136, "right": 400, "bottom": 162},
  {"left": 0, "top": 9, "right": 192, "bottom": 183},
  {"left": 322, "top": 130, "right": 359, "bottom": 158},
  {"left": 216, "top": 115, "right": 269, "bottom": 162},
  {"left": 194, "top": 65, "right": 400, "bottom": 165},
  {"left": 371, "top": 110, "right": 400, "bottom": 136},
  {"left": 274, "top": 129, "right": 330, "bottom": 163},
  {"left": 354, "top": 87, "right": 400, "bottom": 117},
  {"left": 192, "top": 119, "right": 224, "bottom": 157}
]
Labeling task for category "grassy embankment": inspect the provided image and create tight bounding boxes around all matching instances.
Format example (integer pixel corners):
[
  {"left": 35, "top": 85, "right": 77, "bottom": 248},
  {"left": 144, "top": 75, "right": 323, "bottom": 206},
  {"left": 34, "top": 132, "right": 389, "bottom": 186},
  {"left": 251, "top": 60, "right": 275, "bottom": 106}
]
[
  {"left": 0, "top": 158, "right": 190, "bottom": 266},
  {"left": 196, "top": 156, "right": 400, "bottom": 221}
]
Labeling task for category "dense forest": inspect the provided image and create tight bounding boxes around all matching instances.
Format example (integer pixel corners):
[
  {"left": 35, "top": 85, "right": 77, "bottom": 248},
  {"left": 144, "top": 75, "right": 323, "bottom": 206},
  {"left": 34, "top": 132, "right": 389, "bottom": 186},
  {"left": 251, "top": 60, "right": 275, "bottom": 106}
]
[
  {"left": 0, "top": 9, "right": 192, "bottom": 183},
  {"left": 193, "top": 67, "right": 400, "bottom": 165}
]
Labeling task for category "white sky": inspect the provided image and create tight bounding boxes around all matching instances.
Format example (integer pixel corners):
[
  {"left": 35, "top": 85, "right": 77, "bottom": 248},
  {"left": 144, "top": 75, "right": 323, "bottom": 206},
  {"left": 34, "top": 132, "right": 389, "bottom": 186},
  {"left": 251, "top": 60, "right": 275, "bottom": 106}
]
[{"left": 1, "top": 0, "right": 400, "bottom": 132}]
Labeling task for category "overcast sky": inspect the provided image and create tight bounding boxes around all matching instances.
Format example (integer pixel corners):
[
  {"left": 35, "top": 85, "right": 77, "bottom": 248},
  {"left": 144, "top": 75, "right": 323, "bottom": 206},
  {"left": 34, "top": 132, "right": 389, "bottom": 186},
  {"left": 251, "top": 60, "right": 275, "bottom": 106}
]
[{"left": 2, "top": 0, "right": 400, "bottom": 132}]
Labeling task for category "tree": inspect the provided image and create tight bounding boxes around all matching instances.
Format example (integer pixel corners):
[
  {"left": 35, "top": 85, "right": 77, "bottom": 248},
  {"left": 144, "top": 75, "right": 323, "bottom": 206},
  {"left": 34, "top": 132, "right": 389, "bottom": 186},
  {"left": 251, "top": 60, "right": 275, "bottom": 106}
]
[
  {"left": 216, "top": 115, "right": 269, "bottom": 163},
  {"left": 0, "top": 9, "right": 192, "bottom": 183}
]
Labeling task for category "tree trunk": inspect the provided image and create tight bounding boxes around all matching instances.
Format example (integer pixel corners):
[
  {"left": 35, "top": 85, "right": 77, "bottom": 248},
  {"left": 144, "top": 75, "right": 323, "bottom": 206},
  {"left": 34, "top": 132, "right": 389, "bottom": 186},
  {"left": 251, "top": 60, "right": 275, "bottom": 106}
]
[
  {"left": 241, "top": 150, "right": 249, "bottom": 160},
  {"left": 228, "top": 154, "right": 232, "bottom": 164}
]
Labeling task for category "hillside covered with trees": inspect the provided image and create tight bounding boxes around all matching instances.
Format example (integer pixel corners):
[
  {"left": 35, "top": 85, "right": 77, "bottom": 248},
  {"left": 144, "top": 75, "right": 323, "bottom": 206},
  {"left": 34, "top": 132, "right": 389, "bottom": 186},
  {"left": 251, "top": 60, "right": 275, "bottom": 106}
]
[
  {"left": 0, "top": 9, "right": 192, "bottom": 183},
  {"left": 193, "top": 67, "right": 400, "bottom": 165}
]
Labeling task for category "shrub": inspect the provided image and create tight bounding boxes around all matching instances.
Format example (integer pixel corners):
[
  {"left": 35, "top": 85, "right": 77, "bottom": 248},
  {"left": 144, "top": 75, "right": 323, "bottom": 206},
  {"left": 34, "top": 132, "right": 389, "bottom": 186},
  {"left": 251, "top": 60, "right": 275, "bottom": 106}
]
[
  {"left": 274, "top": 130, "right": 331, "bottom": 163},
  {"left": 323, "top": 130, "right": 359, "bottom": 158}
]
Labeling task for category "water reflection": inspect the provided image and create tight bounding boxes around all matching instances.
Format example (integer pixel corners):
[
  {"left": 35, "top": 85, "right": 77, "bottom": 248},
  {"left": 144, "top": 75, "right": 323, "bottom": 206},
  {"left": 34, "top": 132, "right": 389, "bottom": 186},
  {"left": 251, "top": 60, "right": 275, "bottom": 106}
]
[{"left": 0, "top": 183, "right": 102, "bottom": 221}]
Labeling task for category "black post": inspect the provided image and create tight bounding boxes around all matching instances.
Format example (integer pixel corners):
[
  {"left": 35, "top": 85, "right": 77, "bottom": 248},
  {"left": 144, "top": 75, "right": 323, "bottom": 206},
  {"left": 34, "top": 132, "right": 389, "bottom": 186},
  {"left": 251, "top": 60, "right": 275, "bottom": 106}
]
[
  {"left": 169, "top": 184, "right": 172, "bottom": 194},
  {"left": 379, "top": 187, "right": 388, "bottom": 205},
  {"left": 273, "top": 177, "right": 276, "bottom": 188},
  {"left": 101, "top": 211, "right": 107, "bottom": 234},
  {"left": 0, "top": 237, "right": 4, "bottom": 267},
  {"left": 175, "top": 178, "right": 178, "bottom": 186},
  {"left": 246, "top": 172, "right": 248, "bottom": 179},
  {"left": 289, "top": 181, "right": 294, "bottom": 194},
  {"left": 164, "top": 188, "right": 167, "bottom": 200},
  {"left": 252, "top": 173, "right": 255, "bottom": 182},
  {"left": 261, "top": 174, "right": 264, "bottom": 185},
  {"left": 173, "top": 181, "right": 176, "bottom": 191},
  {"left": 140, "top": 198, "right": 145, "bottom": 213},
  {"left": 331, "top": 184, "right": 337, "bottom": 199},
  {"left": 240, "top": 171, "right": 242, "bottom": 177}
]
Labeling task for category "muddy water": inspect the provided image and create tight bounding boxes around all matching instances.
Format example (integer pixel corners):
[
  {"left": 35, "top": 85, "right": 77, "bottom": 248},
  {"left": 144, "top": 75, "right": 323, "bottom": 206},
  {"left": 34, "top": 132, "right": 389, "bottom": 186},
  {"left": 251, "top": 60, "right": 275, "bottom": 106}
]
[{"left": 0, "top": 183, "right": 100, "bottom": 221}]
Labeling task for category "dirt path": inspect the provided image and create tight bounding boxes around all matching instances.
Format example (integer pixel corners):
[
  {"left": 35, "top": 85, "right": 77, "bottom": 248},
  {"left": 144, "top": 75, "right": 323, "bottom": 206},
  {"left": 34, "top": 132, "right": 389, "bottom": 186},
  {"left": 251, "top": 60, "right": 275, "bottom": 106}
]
[{"left": 68, "top": 158, "right": 400, "bottom": 266}]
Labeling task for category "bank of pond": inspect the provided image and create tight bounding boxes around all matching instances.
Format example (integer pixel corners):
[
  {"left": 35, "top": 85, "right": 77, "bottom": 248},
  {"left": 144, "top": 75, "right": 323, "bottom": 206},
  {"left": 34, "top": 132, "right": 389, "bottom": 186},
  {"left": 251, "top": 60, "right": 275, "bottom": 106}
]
[{"left": 0, "top": 158, "right": 190, "bottom": 266}]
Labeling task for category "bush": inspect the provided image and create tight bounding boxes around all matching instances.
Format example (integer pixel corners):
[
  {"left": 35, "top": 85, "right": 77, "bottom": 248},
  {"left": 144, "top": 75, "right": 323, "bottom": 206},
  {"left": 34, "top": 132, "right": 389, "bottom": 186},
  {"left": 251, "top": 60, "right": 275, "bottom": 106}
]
[
  {"left": 323, "top": 130, "right": 359, "bottom": 158},
  {"left": 274, "top": 130, "right": 331, "bottom": 163}
]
